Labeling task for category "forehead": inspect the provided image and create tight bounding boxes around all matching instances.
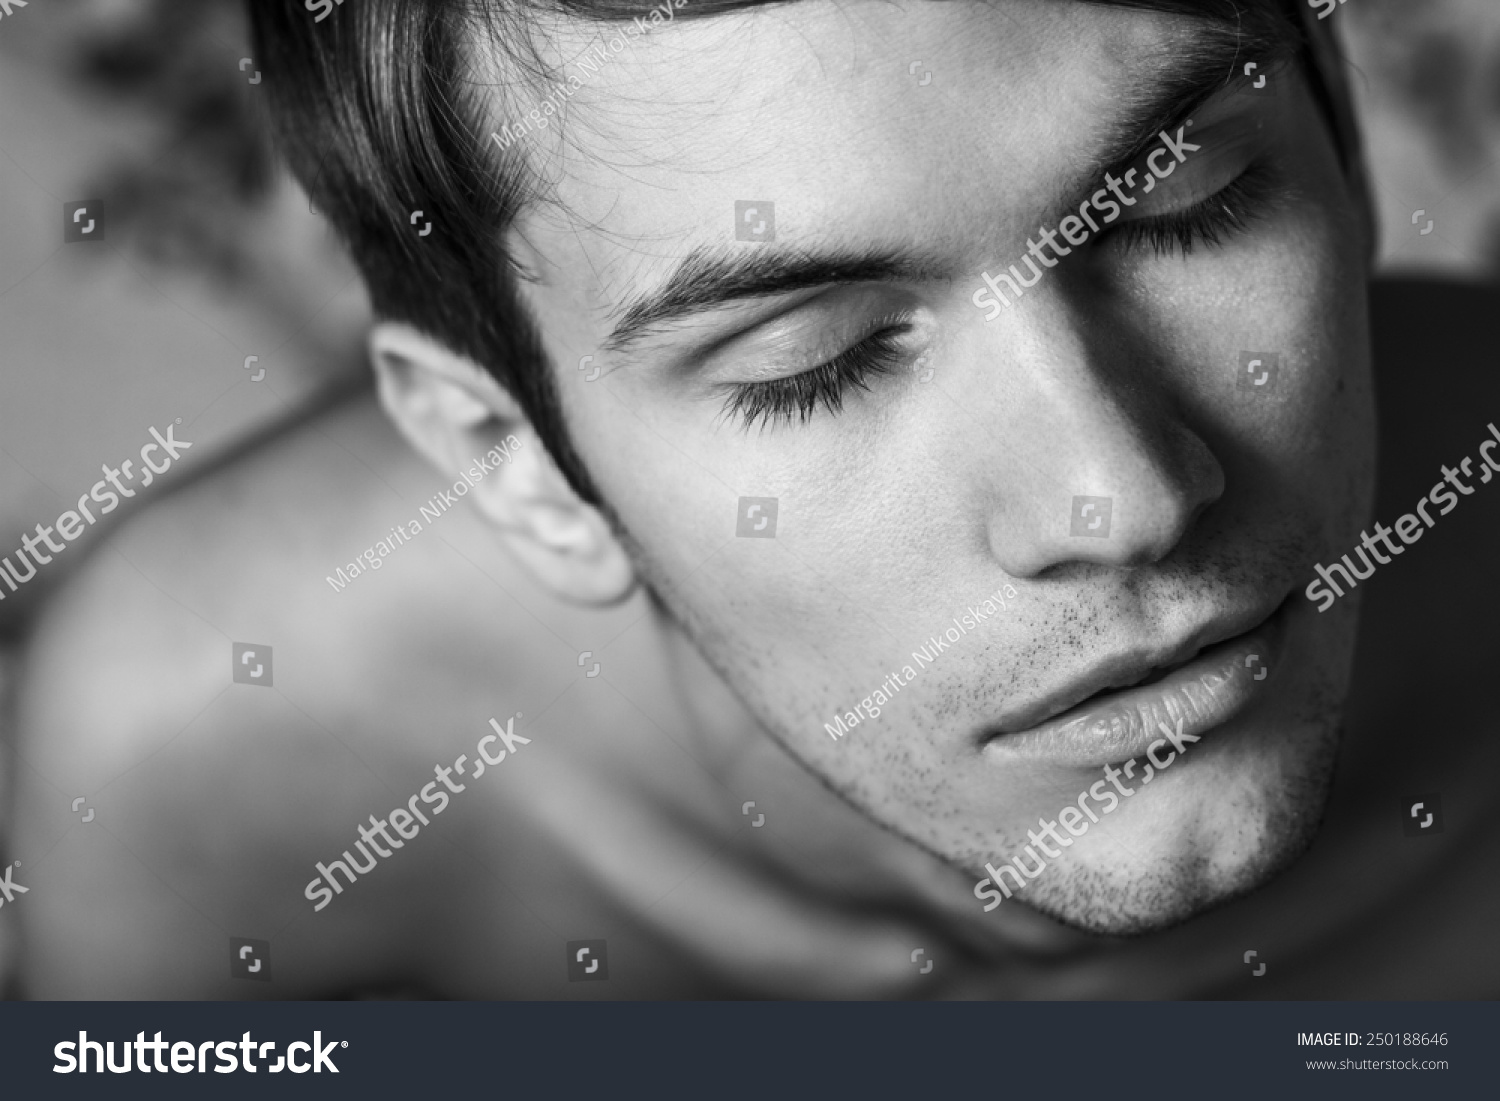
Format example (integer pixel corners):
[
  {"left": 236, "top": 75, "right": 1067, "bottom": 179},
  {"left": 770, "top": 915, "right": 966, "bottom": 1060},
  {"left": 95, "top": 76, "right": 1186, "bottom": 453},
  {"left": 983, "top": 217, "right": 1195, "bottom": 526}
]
[{"left": 492, "top": 0, "right": 1184, "bottom": 335}]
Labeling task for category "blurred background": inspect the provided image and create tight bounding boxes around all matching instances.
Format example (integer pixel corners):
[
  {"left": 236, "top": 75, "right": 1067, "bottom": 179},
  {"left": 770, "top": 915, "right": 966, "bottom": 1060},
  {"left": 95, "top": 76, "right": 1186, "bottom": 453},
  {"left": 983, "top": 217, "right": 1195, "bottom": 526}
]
[
  {"left": 1, "top": 0, "right": 1499, "bottom": 986},
  {"left": 0, "top": 0, "right": 372, "bottom": 653}
]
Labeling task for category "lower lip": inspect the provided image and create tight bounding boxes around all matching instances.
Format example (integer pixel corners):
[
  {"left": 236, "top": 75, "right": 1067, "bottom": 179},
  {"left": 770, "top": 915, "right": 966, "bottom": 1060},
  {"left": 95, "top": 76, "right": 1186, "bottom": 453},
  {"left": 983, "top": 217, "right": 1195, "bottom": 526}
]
[{"left": 983, "top": 600, "right": 1290, "bottom": 769}]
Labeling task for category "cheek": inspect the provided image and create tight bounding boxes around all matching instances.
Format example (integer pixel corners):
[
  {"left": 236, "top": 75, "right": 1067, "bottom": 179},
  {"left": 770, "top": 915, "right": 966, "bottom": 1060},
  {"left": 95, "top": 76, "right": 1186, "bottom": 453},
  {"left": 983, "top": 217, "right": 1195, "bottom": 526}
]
[
  {"left": 569, "top": 352, "right": 900, "bottom": 591},
  {"left": 565, "top": 374, "right": 938, "bottom": 745},
  {"left": 1129, "top": 180, "right": 1374, "bottom": 511},
  {"left": 1245, "top": 202, "right": 1375, "bottom": 521}
]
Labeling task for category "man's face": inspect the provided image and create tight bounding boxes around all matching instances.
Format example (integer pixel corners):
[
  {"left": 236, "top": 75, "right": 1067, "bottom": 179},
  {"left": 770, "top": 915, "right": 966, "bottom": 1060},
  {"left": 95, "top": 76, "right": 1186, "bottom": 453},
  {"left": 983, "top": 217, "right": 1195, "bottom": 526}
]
[{"left": 499, "top": 0, "right": 1375, "bottom": 933}]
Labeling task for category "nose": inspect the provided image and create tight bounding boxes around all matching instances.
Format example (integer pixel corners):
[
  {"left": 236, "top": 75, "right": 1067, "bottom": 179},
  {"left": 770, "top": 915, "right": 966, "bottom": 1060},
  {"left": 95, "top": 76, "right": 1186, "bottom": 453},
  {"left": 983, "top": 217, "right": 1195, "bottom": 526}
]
[{"left": 977, "top": 308, "right": 1224, "bottom": 577}]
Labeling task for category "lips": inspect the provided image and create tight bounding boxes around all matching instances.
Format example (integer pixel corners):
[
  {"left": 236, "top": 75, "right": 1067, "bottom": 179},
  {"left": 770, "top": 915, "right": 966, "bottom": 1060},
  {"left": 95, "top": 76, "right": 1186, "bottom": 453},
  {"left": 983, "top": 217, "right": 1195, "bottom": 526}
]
[{"left": 982, "top": 594, "right": 1292, "bottom": 768}]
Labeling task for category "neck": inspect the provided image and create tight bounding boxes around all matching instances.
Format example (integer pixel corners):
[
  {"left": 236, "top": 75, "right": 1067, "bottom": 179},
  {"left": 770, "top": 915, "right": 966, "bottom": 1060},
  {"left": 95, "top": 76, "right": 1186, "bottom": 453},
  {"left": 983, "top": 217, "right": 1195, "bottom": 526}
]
[{"left": 639, "top": 592, "right": 770, "bottom": 770}]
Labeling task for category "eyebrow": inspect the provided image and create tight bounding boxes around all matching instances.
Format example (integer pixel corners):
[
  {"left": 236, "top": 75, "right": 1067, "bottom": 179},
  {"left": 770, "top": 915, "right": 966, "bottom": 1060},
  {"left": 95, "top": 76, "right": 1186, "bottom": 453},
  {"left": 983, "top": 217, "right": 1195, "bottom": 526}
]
[
  {"left": 601, "top": 16, "right": 1303, "bottom": 355},
  {"left": 601, "top": 246, "right": 951, "bottom": 354}
]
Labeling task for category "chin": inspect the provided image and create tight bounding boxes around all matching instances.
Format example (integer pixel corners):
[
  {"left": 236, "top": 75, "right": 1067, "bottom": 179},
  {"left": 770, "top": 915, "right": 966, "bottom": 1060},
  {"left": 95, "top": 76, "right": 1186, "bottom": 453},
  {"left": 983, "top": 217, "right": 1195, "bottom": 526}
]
[{"left": 1003, "top": 722, "right": 1341, "bottom": 937}]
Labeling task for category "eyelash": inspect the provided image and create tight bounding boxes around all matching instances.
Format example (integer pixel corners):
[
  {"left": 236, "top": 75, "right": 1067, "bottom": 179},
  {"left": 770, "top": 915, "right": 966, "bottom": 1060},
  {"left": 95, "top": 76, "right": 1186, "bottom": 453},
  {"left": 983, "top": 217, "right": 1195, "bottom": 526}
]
[
  {"left": 718, "top": 325, "right": 911, "bottom": 432},
  {"left": 720, "top": 163, "right": 1276, "bottom": 430},
  {"left": 1107, "top": 160, "right": 1277, "bottom": 257}
]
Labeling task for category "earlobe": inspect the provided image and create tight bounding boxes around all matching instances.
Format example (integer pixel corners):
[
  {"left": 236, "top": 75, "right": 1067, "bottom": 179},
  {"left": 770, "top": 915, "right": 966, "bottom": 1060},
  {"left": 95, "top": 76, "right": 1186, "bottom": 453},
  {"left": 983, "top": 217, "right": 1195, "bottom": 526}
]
[{"left": 366, "top": 321, "right": 636, "bottom": 606}]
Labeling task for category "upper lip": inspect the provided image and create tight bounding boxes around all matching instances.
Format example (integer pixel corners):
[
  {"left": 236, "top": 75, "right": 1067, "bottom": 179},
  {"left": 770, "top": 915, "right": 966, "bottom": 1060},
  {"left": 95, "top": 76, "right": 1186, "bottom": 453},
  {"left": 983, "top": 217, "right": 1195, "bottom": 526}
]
[{"left": 986, "top": 593, "right": 1290, "bottom": 737}]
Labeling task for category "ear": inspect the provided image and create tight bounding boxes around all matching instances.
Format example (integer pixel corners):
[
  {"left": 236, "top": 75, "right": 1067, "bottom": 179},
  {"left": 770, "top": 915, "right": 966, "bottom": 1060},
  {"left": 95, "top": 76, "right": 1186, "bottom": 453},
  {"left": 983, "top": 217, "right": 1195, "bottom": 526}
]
[{"left": 368, "top": 321, "right": 636, "bottom": 605}]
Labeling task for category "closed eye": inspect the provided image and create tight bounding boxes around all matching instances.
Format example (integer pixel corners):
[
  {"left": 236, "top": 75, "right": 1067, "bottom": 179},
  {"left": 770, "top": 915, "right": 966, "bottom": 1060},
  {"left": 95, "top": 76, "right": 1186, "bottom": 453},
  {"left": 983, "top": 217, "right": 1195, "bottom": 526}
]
[
  {"left": 716, "top": 323, "right": 915, "bottom": 432},
  {"left": 1104, "top": 159, "right": 1281, "bottom": 257},
  {"left": 713, "top": 164, "right": 1279, "bottom": 432}
]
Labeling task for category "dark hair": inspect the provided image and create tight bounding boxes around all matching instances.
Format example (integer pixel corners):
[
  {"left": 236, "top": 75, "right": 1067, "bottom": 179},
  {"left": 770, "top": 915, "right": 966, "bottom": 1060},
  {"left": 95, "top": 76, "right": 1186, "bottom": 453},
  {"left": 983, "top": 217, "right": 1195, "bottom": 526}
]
[{"left": 247, "top": 0, "right": 1327, "bottom": 508}]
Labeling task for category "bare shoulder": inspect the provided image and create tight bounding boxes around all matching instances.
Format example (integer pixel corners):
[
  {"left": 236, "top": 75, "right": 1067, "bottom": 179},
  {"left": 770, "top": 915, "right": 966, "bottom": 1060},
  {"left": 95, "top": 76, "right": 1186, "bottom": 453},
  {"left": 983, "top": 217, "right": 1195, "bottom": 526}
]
[
  {"left": 11, "top": 392, "right": 549, "bottom": 997},
  {"left": 16, "top": 392, "right": 429, "bottom": 799}
]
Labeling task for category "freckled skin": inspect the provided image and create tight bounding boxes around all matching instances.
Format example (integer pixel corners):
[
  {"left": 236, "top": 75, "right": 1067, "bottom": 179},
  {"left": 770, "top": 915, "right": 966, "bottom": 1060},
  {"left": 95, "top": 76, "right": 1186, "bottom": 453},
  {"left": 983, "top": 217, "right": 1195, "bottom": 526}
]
[{"left": 505, "top": 0, "right": 1376, "bottom": 933}]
